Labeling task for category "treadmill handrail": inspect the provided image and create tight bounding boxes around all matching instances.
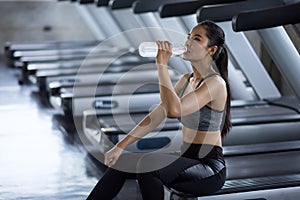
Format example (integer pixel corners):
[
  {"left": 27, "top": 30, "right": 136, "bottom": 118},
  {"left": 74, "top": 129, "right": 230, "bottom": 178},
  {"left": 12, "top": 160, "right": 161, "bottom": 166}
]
[
  {"left": 13, "top": 46, "right": 126, "bottom": 58},
  {"left": 196, "top": 0, "right": 283, "bottom": 22},
  {"left": 61, "top": 82, "right": 162, "bottom": 99},
  {"left": 159, "top": 0, "right": 246, "bottom": 18},
  {"left": 78, "top": 0, "right": 94, "bottom": 4},
  {"left": 224, "top": 140, "right": 300, "bottom": 157},
  {"left": 110, "top": 0, "right": 136, "bottom": 9},
  {"left": 133, "top": 0, "right": 184, "bottom": 14},
  {"left": 233, "top": 2, "right": 300, "bottom": 32},
  {"left": 232, "top": 114, "right": 300, "bottom": 126},
  {"left": 96, "top": 0, "right": 110, "bottom": 7},
  {"left": 5, "top": 40, "right": 100, "bottom": 52}
]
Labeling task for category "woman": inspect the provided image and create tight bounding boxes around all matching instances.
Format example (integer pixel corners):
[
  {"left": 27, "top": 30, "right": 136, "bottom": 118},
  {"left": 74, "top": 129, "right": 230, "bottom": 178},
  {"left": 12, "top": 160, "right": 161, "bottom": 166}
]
[{"left": 87, "top": 20, "right": 231, "bottom": 200}]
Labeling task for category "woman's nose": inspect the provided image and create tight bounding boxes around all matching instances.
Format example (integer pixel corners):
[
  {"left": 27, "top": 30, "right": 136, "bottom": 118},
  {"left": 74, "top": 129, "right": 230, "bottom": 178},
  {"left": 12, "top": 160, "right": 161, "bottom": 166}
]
[
  {"left": 184, "top": 39, "right": 190, "bottom": 47},
  {"left": 184, "top": 38, "right": 191, "bottom": 47}
]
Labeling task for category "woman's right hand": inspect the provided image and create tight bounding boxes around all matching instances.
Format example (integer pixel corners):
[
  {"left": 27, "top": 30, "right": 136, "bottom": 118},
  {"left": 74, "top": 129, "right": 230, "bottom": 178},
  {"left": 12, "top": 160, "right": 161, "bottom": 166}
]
[
  {"left": 156, "top": 40, "right": 172, "bottom": 66},
  {"left": 104, "top": 145, "right": 123, "bottom": 167}
]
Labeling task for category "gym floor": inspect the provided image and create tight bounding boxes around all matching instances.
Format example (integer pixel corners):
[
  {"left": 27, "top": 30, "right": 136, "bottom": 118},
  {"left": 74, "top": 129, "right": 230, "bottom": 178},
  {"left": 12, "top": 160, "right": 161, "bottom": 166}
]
[{"left": 0, "top": 57, "right": 142, "bottom": 200}]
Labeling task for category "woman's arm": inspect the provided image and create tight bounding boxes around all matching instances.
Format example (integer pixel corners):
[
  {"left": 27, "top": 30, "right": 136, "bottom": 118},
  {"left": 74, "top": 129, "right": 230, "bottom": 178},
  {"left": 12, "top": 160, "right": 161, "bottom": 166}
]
[
  {"left": 156, "top": 41, "right": 223, "bottom": 118},
  {"left": 156, "top": 41, "right": 182, "bottom": 117},
  {"left": 116, "top": 103, "right": 166, "bottom": 149},
  {"left": 104, "top": 103, "right": 167, "bottom": 166},
  {"left": 104, "top": 73, "right": 190, "bottom": 167},
  {"left": 115, "top": 73, "right": 190, "bottom": 150}
]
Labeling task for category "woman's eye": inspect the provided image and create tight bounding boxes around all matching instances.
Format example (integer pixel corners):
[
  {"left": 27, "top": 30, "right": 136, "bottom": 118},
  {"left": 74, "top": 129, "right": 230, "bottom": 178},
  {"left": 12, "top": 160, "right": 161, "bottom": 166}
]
[{"left": 187, "top": 35, "right": 200, "bottom": 41}]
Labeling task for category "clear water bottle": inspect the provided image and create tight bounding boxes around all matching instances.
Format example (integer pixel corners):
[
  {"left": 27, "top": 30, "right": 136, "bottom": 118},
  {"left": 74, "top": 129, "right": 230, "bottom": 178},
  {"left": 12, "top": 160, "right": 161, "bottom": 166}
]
[{"left": 138, "top": 42, "right": 186, "bottom": 57}]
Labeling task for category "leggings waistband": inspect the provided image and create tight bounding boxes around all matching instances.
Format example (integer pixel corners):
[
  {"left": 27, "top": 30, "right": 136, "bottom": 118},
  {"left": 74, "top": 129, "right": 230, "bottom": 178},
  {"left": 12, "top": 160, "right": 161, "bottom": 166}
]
[{"left": 180, "top": 142, "right": 224, "bottom": 161}]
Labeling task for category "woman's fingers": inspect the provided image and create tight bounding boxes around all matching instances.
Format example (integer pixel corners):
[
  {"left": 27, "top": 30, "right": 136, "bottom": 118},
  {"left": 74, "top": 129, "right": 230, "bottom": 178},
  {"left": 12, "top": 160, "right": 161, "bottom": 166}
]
[
  {"left": 165, "top": 41, "right": 172, "bottom": 51},
  {"left": 107, "top": 157, "right": 115, "bottom": 167},
  {"left": 104, "top": 154, "right": 109, "bottom": 166},
  {"left": 105, "top": 155, "right": 115, "bottom": 167},
  {"left": 156, "top": 41, "right": 162, "bottom": 50},
  {"left": 156, "top": 40, "right": 173, "bottom": 65},
  {"left": 104, "top": 146, "right": 123, "bottom": 167},
  {"left": 156, "top": 40, "right": 172, "bottom": 51}
]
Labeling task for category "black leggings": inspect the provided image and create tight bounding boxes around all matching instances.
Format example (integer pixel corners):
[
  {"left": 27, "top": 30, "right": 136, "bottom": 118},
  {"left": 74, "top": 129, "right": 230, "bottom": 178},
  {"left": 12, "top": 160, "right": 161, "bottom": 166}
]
[{"left": 87, "top": 144, "right": 226, "bottom": 200}]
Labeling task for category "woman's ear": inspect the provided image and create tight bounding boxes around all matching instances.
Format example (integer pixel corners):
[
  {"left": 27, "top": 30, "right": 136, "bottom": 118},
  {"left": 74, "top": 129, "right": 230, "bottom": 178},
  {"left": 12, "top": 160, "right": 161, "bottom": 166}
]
[{"left": 209, "top": 45, "right": 218, "bottom": 57}]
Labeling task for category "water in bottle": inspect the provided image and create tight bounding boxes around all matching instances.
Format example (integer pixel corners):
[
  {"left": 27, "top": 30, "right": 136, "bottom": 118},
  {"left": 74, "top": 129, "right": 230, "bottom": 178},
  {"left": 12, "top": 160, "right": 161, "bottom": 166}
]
[{"left": 138, "top": 42, "right": 186, "bottom": 57}]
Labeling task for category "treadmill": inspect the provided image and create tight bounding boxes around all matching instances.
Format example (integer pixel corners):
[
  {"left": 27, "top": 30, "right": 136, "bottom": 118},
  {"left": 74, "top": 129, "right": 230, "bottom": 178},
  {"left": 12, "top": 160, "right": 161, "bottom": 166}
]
[
  {"left": 17, "top": 48, "right": 139, "bottom": 84},
  {"left": 4, "top": 40, "right": 100, "bottom": 66},
  {"left": 46, "top": 0, "right": 186, "bottom": 116},
  {"left": 47, "top": 60, "right": 155, "bottom": 97},
  {"left": 13, "top": 42, "right": 130, "bottom": 69},
  {"left": 55, "top": 69, "right": 179, "bottom": 117},
  {"left": 35, "top": 53, "right": 154, "bottom": 93},
  {"left": 11, "top": 44, "right": 123, "bottom": 61}
]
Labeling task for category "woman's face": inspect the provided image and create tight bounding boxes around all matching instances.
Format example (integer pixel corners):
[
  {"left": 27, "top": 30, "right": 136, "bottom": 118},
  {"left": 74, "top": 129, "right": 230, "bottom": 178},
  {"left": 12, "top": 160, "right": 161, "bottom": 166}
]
[{"left": 183, "top": 25, "right": 213, "bottom": 62}]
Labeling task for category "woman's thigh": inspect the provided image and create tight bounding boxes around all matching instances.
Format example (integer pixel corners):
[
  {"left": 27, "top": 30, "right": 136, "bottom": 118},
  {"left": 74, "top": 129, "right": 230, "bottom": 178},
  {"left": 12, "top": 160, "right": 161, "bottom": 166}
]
[
  {"left": 113, "top": 152, "right": 224, "bottom": 187},
  {"left": 137, "top": 153, "right": 202, "bottom": 184},
  {"left": 171, "top": 168, "right": 226, "bottom": 196},
  {"left": 137, "top": 152, "right": 225, "bottom": 192}
]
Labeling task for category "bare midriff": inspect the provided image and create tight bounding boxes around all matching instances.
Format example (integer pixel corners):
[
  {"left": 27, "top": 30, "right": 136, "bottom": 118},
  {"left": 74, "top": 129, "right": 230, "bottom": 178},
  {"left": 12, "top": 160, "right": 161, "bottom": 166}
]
[{"left": 182, "top": 126, "right": 222, "bottom": 147}]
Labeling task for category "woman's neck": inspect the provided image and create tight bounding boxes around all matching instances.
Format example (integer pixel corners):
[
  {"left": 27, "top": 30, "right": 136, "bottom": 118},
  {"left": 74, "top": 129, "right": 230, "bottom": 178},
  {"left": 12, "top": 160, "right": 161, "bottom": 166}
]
[{"left": 191, "top": 60, "right": 215, "bottom": 80}]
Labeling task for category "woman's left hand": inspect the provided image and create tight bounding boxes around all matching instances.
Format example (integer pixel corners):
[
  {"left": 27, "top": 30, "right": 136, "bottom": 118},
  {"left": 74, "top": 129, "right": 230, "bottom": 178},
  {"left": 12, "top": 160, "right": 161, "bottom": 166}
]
[
  {"left": 104, "top": 145, "right": 123, "bottom": 167},
  {"left": 156, "top": 41, "right": 172, "bottom": 66}
]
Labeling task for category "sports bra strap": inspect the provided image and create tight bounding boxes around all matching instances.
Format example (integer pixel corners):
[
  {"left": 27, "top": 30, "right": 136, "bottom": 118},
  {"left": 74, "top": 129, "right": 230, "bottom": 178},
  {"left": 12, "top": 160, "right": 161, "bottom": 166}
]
[
  {"left": 178, "top": 72, "right": 220, "bottom": 98},
  {"left": 196, "top": 72, "right": 220, "bottom": 88}
]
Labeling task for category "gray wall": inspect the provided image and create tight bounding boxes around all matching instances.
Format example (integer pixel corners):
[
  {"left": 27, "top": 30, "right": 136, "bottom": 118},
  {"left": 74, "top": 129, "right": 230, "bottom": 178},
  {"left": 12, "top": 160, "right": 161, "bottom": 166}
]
[{"left": 0, "top": 1, "right": 96, "bottom": 55}]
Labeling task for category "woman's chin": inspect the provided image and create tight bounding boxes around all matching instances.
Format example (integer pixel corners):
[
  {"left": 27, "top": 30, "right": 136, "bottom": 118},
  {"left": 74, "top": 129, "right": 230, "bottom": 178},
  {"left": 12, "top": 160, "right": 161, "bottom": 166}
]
[{"left": 182, "top": 53, "right": 190, "bottom": 61}]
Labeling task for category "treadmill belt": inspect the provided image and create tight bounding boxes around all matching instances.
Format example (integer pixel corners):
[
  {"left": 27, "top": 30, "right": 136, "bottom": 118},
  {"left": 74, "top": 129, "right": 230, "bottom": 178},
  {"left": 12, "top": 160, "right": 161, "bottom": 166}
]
[
  {"left": 225, "top": 150, "right": 300, "bottom": 179},
  {"left": 232, "top": 104, "right": 296, "bottom": 118},
  {"left": 218, "top": 174, "right": 300, "bottom": 195}
]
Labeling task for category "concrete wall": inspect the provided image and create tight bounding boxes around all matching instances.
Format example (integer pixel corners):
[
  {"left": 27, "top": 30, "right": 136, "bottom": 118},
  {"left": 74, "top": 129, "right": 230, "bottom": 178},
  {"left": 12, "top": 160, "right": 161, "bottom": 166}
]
[{"left": 0, "top": 1, "right": 96, "bottom": 55}]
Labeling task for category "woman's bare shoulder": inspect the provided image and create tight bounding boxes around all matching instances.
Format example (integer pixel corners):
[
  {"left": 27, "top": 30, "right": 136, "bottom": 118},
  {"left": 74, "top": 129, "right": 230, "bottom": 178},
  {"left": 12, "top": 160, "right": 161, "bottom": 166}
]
[{"left": 174, "top": 73, "right": 192, "bottom": 93}]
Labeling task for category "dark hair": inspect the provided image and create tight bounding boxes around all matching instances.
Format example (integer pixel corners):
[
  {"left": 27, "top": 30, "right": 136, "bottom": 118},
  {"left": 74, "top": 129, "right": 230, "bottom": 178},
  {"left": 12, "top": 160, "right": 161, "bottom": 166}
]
[{"left": 199, "top": 20, "right": 232, "bottom": 138}]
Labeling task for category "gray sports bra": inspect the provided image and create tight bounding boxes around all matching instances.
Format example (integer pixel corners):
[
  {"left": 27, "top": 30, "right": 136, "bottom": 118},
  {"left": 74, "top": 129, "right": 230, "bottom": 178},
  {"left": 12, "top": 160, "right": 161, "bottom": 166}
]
[{"left": 177, "top": 73, "right": 224, "bottom": 131}]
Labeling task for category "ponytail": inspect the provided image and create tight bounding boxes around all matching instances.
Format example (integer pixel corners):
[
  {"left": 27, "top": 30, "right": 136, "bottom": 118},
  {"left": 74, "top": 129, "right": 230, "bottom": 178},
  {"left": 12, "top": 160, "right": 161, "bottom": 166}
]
[
  {"left": 215, "top": 47, "right": 232, "bottom": 138},
  {"left": 199, "top": 20, "right": 232, "bottom": 138}
]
